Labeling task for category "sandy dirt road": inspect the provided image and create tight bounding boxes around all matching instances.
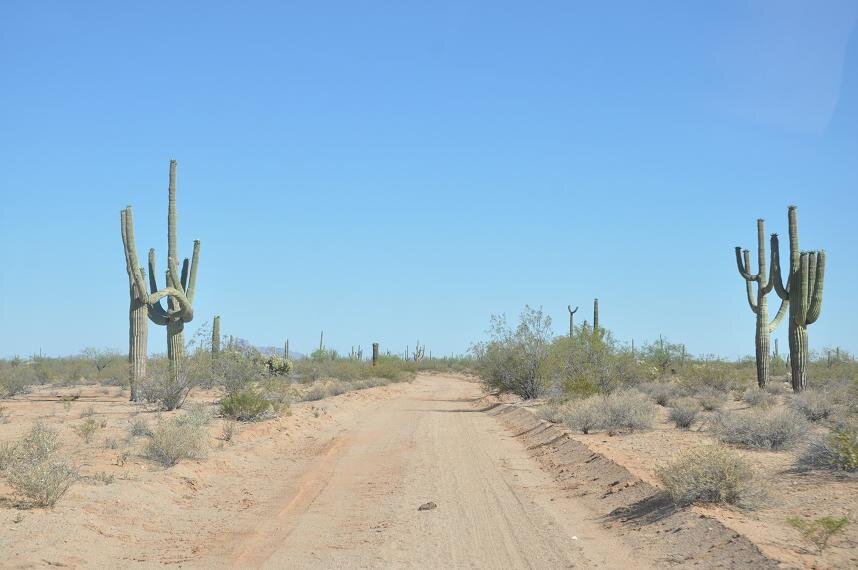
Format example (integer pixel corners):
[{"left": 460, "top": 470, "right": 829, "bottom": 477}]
[{"left": 203, "top": 374, "right": 645, "bottom": 569}]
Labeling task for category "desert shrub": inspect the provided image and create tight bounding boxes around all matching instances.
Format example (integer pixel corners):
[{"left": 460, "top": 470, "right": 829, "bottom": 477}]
[
  {"left": 548, "top": 331, "right": 642, "bottom": 396},
  {"left": 104, "top": 437, "right": 119, "bottom": 450},
  {"left": 797, "top": 427, "right": 858, "bottom": 472},
  {"left": 136, "top": 359, "right": 194, "bottom": 411},
  {"left": 657, "top": 444, "right": 758, "bottom": 508},
  {"left": 714, "top": 408, "right": 809, "bottom": 450},
  {"left": 0, "top": 423, "right": 77, "bottom": 507},
  {"left": 697, "top": 386, "right": 727, "bottom": 411},
  {"left": 600, "top": 390, "right": 657, "bottom": 433},
  {"left": 637, "top": 382, "right": 682, "bottom": 406},
  {"left": 72, "top": 418, "right": 100, "bottom": 443},
  {"left": 219, "top": 389, "right": 273, "bottom": 421},
  {"left": 80, "top": 405, "right": 96, "bottom": 418},
  {"left": 146, "top": 417, "right": 208, "bottom": 467},
  {"left": 563, "top": 399, "right": 602, "bottom": 434},
  {"left": 219, "top": 420, "right": 237, "bottom": 442},
  {"left": 471, "top": 306, "right": 553, "bottom": 399},
  {"left": 325, "top": 381, "right": 350, "bottom": 397},
  {"left": 176, "top": 403, "right": 213, "bottom": 428},
  {"left": 301, "top": 385, "right": 327, "bottom": 401},
  {"left": 536, "top": 401, "right": 566, "bottom": 423},
  {"left": 786, "top": 516, "right": 850, "bottom": 553},
  {"left": 0, "top": 365, "right": 35, "bottom": 398},
  {"left": 791, "top": 390, "right": 835, "bottom": 422},
  {"left": 764, "top": 382, "right": 790, "bottom": 395},
  {"left": 265, "top": 355, "right": 293, "bottom": 376},
  {"left": 669, "top": 397, "right": 700, "bottom": 429},
  {"left": 128, "top": 416, "right": 152, "bottom": 438},
  {"left": 562, "top": 391, "right": 656, "bottom": 434},
  {"left": 742, "top": 387, "right": 776, "bottom": 408}
]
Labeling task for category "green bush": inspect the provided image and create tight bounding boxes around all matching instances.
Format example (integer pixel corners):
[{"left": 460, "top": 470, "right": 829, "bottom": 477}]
[
  {"left": 471, "top": 307, "right": 553, "bottom": 399},
  {"left": 219, "top": 389, "right": 274, "bottom": 421},
  {"left": 657, "top": 444, "right": 758, "bottom": 508},
  {"left": 696, "top": 386, "right": 727, "bottom": 411}
]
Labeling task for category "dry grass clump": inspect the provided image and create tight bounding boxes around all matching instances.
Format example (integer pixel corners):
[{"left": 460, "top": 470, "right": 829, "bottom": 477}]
[
  {"left": 145, "top": 416, "right": 208, "bottom": 467},
  {"left": 797, "top": 426, "right": 858, "bottom": 472},
  {"left": 128, "top": 416, "right": 152, "bottom": 438},
  {"left": 562, "top": 390, "right": 656, "bottom": 434},
  {"left": 668, "top": 397, "right": 700, "bottom": 429},
  {"left": 790, "top": 389, "right": 836, "bottom": 422},
  {"left": 714, "top": 408, "right": 809, "bottom": 450},
  {"left": 0, "top": 423, "right": 78, "bottom": 507},
  {"left": 535, "top": 401, "right": 567, "bottom": 423},
  {"left": 301, "top": 385, "right": 327, "bottom": 401},
  {"left": 696, "top": 386, "right": 727, "bottom": 411},
  {"left": 657, "top": 444, "right": 759, "bottom": 508},
  {"left": 742, "top": 387, "right": 777, "bottom": 408},
  {"left": 637, "top": 382, "right": 682, "bottom": 406}
]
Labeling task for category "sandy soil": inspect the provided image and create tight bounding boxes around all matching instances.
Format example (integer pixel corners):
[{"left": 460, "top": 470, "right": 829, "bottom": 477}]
[
  {"left": 0, "top": 374, "right": 794, "bottom": 568},
  {"left": 528, "top": 394, "right": 858, "bottom": 570}
]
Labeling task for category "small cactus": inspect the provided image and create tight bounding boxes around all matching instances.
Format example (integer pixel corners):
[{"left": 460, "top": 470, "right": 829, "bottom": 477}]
[{"left": 567, "top": 305, "right": 579, "bottom": 337}]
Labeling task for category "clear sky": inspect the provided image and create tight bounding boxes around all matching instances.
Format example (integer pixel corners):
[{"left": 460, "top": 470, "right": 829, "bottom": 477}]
[{"left": 1, "top": 1, "right": 857, "bottom": 359}]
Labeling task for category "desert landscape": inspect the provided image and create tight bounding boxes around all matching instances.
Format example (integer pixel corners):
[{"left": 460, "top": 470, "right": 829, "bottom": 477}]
[{"left": 2, "top": 2, "right": 857, "bottom": 569}]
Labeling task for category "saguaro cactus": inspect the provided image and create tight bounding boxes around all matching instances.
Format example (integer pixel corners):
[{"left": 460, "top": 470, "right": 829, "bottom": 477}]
[
  {"left": 372, "top": 342, "right": 379, "bottom": 366},
  {"left": 593, "top": 298, "right": 600, "bottom": 334},
  {"left": 285, "top": 339, "right": 290, "bottom": 359},
  {"left": 567, "top": 305, "right": 579, "bottom": 337},
  {"left": 212, "top": 316, "right": 221, "bottom": 356},
  {"left": 770, "top": 206, "right": 826, "bottom": 392},
  {"left": 121, "top": 160, "right": 200, "bottom": 388},
  {"left": 735, "top": 219, "right": 788, "bottom": 387}
]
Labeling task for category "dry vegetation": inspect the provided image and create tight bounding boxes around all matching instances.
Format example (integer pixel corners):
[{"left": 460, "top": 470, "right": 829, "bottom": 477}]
[{"left": 474, "top": 306, "right": 858, "bottom": 567}]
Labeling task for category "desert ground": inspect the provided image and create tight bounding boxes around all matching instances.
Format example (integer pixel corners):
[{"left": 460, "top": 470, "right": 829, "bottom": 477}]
[{"left": 0, "top": 373, "right": 854, "bottom": 569}]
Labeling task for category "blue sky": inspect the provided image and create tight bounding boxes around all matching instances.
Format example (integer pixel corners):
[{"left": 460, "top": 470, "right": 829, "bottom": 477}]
[{"left": 1, "top": 1, "right": 856, "bottom": 359}]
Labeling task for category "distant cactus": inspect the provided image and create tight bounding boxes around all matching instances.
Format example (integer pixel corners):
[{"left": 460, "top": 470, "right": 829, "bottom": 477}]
[
  {"left": 413, "top": 341, "right": 426, "bottom": 362},
  {"left": 593, "top": 298, "right": 600, "bottom": 334},
  {"left": 735, "top": 218, "right": 788, "bottom": 387},
  {"left": 567, "top": 305, "right": 579, "bottom": 337},
  {"left": 284, "top": 339, "right": 289, "bottom": 359},
  {"left": 266, "top": 354, "right": 293, "bottom": 376},
  {"left": 770, "top": 206, "right": 826, "bottom": 392},
  {"left": 372, "top": 343, "right": 379, "bottom": 366},
  {"left": 120, "top": 160, "right": 200, "bottom": 397},
  {"left": 212, "top": 316, "right": 221, "bottom": 356}
]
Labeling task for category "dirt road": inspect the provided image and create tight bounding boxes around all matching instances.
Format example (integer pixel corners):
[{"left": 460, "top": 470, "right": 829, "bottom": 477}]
[{"left": 204, "top": 375, "right": 644, "bottom": 569}]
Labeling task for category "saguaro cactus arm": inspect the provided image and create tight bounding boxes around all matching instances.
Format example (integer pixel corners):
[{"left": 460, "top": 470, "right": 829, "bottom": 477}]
[
  {"left": 769, "top": 298, "right": 788, "bottom": 332},
  {"left": 568, "top": 305, "right": 578, "bottom": 315},
  {"left": 805, "top": 251, "right": 825, "bottom": 324}
]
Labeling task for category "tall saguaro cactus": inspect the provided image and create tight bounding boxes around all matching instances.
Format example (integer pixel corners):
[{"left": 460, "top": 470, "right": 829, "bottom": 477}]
[
  {"left": 121, "top": 160, "right": 200, "bottom": 388},
  {"left": 593, "top": 298, "right": 600, "bottom": 334},
  {"left": 212, "top": 315, "right": 221, "bottom": 356},
  {"left": 372, "top": 342, "right": 379, "bottom": 366},
  {"left": 770, "top": 206, "right": 826, "bottom": 392},
  {"left": 735, "top": 219, "right": 788, "bottom": 387},
  {"left": 567, "top": 305, "right": 579, "bottom": 337}
]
